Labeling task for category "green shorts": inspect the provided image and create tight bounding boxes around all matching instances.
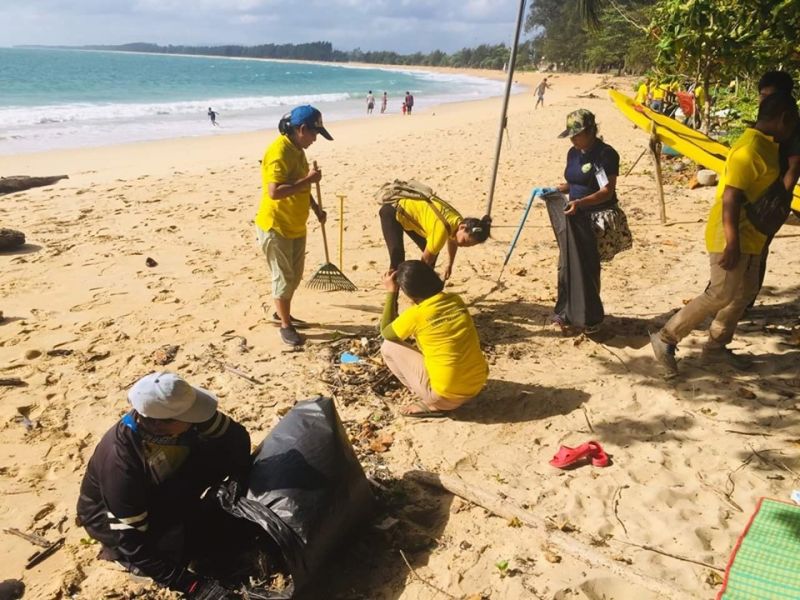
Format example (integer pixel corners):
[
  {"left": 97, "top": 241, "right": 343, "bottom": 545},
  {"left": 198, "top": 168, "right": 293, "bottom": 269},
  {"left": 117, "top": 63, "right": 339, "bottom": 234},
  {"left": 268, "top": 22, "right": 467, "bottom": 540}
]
[{"left": 256, "top": 227, "right": 306, "bottom": 300}]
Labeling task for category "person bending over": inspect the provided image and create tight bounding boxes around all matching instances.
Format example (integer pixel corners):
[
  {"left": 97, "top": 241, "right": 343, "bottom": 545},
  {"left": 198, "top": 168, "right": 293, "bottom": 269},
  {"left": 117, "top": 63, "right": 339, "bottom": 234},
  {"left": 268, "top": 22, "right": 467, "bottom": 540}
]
[
  {"left": 379, "top": 260, "right": 488, "bottom": 417},
  {"left": 254, "top": 105, "right": 332, "bottom": 347},
  {"left": 77, "top": 372, "right": 251, "bottom": 599},
  {"left": 379, "top": 195, "right": 491, "bottom": 281}
]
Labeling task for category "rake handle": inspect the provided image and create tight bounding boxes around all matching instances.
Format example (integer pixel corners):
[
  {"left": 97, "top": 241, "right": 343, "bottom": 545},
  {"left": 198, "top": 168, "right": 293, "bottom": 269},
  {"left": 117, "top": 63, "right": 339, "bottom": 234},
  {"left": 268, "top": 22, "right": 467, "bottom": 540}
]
[{"left": 313, "top": 161, "right": 331, "bottom": 263}]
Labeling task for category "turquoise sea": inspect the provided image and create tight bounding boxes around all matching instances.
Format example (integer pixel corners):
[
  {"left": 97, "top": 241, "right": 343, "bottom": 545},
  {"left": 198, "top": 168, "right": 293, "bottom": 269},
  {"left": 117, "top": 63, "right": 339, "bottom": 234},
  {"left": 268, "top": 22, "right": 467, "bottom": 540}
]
[{"left": 0, "top": 48, "right": 506, "bottom": 155}]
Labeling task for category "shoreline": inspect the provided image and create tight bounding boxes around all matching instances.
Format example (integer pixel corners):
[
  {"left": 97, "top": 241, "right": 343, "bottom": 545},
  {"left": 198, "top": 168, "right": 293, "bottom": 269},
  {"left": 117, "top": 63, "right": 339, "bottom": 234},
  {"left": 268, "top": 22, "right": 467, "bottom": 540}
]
[{"left": 0, "top": 51, "right": 521, "bottom": 157}]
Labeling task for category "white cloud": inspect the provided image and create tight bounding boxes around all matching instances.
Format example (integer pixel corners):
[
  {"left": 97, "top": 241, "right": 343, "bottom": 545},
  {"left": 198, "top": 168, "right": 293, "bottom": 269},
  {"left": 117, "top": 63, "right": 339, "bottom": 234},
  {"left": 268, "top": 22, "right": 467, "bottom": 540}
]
[{"left": 0, "top": 0, "right": 525, "bottom": 52}]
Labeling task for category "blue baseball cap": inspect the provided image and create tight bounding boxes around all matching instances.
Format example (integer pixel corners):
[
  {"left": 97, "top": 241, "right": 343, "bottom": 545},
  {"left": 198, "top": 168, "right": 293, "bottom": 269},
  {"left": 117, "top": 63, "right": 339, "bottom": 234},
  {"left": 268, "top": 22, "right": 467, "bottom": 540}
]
[{"left": 289, "top": 105, "right": 333, "bottom": 140}]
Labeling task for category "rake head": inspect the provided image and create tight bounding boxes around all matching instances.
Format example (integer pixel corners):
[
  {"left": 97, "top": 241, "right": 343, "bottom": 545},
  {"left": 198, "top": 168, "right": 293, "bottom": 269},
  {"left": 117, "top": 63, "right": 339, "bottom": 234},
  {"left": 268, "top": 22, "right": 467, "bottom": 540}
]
[{"left": 307, "top": 262, "right": 357, "bottom": 292}]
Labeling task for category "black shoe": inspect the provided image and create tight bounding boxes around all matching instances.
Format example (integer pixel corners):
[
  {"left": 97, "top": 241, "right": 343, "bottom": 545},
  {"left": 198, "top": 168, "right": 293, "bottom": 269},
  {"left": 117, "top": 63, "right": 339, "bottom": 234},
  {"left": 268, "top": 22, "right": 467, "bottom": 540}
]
[
  {"left": 280, "top": 326, "right": 304, "bottom": 347},
  {"left": 272, "top": 313, "right": 309, "bottom": 329},
  {"left": 650, "top": 332, "right": 678, "bottom": 379}
]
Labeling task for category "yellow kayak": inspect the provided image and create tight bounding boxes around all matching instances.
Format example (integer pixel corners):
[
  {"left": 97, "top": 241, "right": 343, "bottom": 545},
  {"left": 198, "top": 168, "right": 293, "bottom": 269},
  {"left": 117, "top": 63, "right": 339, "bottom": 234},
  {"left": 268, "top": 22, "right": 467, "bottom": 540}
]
[{"left": 609, "top": 89, "right": 800, "bottom": 212}]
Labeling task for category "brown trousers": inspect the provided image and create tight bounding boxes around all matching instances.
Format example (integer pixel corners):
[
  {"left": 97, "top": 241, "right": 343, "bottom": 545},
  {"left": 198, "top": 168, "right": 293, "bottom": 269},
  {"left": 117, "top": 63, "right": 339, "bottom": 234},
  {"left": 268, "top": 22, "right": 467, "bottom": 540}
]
[{"left": 660, "top": 253, "right": 761, "bottom": 347}]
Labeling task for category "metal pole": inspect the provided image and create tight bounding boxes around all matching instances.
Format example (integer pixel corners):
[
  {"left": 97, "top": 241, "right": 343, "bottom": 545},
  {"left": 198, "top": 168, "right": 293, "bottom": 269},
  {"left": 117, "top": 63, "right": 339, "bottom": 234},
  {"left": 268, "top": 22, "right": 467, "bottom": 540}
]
[{"left": 484, "top": 0, "right": 527, "bottom": 219}]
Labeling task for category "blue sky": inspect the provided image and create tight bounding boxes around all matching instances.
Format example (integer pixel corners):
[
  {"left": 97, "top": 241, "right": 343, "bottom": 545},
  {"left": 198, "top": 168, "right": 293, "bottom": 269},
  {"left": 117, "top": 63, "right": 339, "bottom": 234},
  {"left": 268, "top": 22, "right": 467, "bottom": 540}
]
[{"left": 1, "top": 0, "right": 525, "bottom": 53}]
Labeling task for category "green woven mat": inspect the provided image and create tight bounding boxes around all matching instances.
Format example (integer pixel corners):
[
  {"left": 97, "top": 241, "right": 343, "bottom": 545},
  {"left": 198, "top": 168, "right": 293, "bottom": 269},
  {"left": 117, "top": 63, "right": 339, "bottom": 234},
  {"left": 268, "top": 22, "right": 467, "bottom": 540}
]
[{"left": 720, "top": 498, "right": 800, "bottom": 599}]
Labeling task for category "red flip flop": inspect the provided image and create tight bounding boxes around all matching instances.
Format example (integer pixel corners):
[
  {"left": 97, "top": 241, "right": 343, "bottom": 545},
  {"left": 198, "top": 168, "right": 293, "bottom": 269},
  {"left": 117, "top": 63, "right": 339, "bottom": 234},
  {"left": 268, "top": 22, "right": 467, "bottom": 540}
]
[{"left": 549, "top": 441, "right": 609, "bottom": 469}]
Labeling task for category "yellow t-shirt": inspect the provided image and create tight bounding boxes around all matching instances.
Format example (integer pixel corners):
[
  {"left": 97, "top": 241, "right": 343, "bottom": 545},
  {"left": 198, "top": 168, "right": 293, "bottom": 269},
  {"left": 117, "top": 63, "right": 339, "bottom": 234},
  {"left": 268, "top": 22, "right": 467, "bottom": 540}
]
[
  {"left": 395, "top": 198, "right": 463, "bottom": 255},
  {"left": 694, "top": 85, "right": 706, "bottom": 109},
  {"left": 652, "top": 84, "right": 667, "bottom": 101},
  {"left": 254, "top": 134, "right": 310, "bottom": 239},
  {"left": 634, "top": 83, "right": 648, "bottom": 104},
  {"left": 705, "top": 128, "right": 777, "bottom": 255},
  {"left": 390, "top": 292, "right": 488, "bottom": 401}
]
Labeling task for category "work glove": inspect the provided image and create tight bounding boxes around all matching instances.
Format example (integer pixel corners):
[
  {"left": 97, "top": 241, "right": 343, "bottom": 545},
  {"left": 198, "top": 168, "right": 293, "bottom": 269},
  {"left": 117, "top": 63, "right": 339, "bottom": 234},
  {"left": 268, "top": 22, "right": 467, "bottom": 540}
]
[
  {"left": 186, "top": 578, "right": 232, "bottom": 600},
  {"left": 532, "top": 186, "right": 557, "bottom": 198}
]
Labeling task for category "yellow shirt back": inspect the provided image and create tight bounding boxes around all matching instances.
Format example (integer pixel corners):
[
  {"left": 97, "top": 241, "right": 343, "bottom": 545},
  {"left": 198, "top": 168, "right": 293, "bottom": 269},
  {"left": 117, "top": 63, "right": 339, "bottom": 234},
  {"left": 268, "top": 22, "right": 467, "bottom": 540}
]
[
  {"left": 705, "top": 128, "right": 777, "bottom": 255},
  {"left": 255, "top": 134, "right": 310, "bottom": 239},
  {"left": 634, "top": 83, "right": 648, "bottom": 104},
  {"left": 390, "top": 292, "right": 488, "bottom": 401},
  {"left": 395, "top": 198, "right": 463, "bottom": 255}
]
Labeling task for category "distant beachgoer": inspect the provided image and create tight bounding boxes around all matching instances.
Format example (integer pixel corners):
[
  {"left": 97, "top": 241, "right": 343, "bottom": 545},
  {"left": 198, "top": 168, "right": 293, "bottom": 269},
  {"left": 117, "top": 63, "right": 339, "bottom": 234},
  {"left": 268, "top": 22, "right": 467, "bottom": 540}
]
[
  {"left": 77, "top": 372, "right": 251, "bottom": 597},
  {"left": 367, "top": 90, "right": 375, "bottom": 115},
  {"left": 404, "top": 91, "right": 414, "bottom": 114},
  {"left": 379, "top": 260, "right": 488, "bottom": 417},
  {"left": 255, "top": 105, "right": 333, "bottom": 347},
  {"left": 381, "top": 92, "right": 388, "bottom": 114},
  {"left": 634, "top": 78, "right": 651, "bottom": 105},
  {"left": 379, "top": 186, "right": 491, "bottom": 280},
  {"left": 748, "top": 71, "right": 800, "bottom": 307},
  {"left": 534, "top": 77, "right": 551, "bottom": 109},
  {"left": 401, "top": 101, "right": 407, "bottom": 116},
  {"left": 207, "top": 107, "right": 219, "bottom": 126},
  {"left": 650, "top": 93, "right": 799, "bottom": 378}
]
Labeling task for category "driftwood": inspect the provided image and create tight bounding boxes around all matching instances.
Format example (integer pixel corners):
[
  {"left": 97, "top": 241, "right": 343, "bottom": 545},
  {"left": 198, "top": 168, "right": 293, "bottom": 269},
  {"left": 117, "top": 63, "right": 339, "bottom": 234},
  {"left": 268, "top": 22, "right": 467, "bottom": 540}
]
[
  {"left": 0, "top": 228, "right": 25, "bottom": 251},
  {"left": 0, "top": 175, "right": 68, "bottom": 195},
  {"left": 407, "top": 470, "right": 686, "bottom": 599}
]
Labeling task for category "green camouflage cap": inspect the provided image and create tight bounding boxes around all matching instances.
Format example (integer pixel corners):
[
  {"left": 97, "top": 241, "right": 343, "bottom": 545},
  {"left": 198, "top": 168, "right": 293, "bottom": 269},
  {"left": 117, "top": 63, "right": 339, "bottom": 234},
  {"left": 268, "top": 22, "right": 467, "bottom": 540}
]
[{"left": 558, "top": 108, "right": 596, "bottom": 138}]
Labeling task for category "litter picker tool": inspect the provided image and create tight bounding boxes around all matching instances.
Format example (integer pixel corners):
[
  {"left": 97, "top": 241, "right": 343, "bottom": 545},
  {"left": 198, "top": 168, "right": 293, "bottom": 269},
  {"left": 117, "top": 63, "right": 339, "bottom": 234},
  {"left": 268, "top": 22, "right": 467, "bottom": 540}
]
[
  {"left": 498, "top": 188, "right": 536, "bottom": 283},
  {"left": 307, "top": 164, "right": 357, "bottom": 292},
  {"left": 337, "top": 193, "right": 346, "bottom": 270}
]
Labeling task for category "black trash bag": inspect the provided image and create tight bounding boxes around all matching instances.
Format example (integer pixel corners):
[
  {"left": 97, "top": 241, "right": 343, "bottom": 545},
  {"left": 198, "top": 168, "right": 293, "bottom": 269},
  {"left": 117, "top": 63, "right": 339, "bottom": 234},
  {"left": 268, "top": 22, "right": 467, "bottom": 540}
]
[{"left": 219, "top": 396, "right": 374, "bottom": 598}]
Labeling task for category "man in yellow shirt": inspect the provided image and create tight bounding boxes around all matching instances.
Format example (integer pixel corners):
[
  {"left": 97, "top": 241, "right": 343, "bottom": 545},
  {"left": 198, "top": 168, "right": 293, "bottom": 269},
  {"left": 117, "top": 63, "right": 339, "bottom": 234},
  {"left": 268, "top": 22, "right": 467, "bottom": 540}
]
[
  {"left": 651, "top": 93, "right": 799, "bottom": 377},
  {"left": 255, "top": 105, "right": 332, "bottom": 347},
  {"left": 634, "top": 78, "right": 651, "bottom": 105},
  {"left": 379, "top": 260, "right": 488, "bottom": 416}
]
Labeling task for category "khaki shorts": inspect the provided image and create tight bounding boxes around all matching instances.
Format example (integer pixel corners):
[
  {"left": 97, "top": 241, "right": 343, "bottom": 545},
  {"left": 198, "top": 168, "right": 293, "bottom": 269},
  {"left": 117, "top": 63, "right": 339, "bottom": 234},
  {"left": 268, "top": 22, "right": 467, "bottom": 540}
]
[{"left": 256, "top": 227, "right": 306, "bottom": 300}]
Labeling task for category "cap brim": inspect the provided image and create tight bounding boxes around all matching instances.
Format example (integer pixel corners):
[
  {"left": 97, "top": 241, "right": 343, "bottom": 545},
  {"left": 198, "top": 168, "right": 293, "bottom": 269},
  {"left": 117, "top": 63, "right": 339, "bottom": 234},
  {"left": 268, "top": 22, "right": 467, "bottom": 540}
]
[
  {"left": 557, "top": 129, "right": 570, "bottom": 138},
  {"left": 173, "top": 386, "right": 218, "bottom": 423},
  {"left": 316, "top": 127, "right": 333, "bottom": 141}
]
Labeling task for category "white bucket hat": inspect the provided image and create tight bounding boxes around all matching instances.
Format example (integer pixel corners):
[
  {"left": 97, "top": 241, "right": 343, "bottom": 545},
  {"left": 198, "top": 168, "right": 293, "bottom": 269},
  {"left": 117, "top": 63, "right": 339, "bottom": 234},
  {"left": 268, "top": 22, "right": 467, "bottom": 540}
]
[{"left": 128, "top": 372, "right": 217, "bottom": 423}]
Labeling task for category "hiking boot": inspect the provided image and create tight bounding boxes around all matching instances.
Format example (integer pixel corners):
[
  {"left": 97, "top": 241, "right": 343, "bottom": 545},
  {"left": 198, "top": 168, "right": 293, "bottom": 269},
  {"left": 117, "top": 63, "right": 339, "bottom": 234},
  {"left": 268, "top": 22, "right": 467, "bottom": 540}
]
[
  {"left": 271, "top": 313, "right": 309, "bottom": 329},
  {"left": 279, "top": 326, "right": 304, "bottom": 347},
  {"left": 650, "top": 332, "right": 678, "bottom": 378},
  {"left": 701, "top": 346, "right": 752, "bottom": 371}
]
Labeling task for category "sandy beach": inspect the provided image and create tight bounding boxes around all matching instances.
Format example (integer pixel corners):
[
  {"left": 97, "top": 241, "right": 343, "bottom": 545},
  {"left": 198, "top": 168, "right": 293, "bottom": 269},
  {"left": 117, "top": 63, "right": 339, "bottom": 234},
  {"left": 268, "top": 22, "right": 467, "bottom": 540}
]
[{"left": 2, "top": 69, "right": 800, "bottom": 599}]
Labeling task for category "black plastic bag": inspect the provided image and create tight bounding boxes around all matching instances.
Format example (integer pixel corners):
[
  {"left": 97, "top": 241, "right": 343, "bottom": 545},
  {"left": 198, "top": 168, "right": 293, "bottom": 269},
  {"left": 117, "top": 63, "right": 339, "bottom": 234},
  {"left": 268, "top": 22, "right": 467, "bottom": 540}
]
[{"left": 219, "top": 396, "right": 374, "bottom": 598}]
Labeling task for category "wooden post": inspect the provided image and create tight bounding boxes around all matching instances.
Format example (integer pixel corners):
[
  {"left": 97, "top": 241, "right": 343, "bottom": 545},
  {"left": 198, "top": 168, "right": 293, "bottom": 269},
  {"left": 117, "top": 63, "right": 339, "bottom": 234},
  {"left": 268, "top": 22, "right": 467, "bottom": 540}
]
[
  {"left": 407, "top": 470, "right": 686, "bottom": 599},
  {"left": 648, "top": 122, "right": 667, "bottom": 224}
]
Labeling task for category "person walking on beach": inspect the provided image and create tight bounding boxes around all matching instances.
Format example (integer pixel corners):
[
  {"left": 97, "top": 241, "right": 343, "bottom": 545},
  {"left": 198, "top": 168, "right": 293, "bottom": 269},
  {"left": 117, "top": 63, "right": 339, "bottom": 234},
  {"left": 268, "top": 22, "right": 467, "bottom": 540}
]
[
  {"left": 650, "top": 93, "right": 799, "bottom": 378},
  {"left": 207, "top": 107, "right": 219, "bottom": 126},
  {"left": 748, "top": 71, "right": 800, "bottom": 307},
  {"left": 255, "top": 105, "right": 332, "bottom": 347},
  {"left": 378, "top": 181, "right": 491, "bottom": 281},
  {"left": 404, "top": 91, "right": 414, "bottom": 114},
  {"left": 77, "top": 372, "right": 251, "bottom": 598},
  {"left": 534, "top": 77, "right": 551, "bottom": 109},
  {"left": 379, "top": 261, "right": 488, "bottom": 417},
  {"left": 381, "top": 91, "right": 388, "bottom": 114},
  {"left": 366, "top": 90, "right": 375, "bottom": 115}
]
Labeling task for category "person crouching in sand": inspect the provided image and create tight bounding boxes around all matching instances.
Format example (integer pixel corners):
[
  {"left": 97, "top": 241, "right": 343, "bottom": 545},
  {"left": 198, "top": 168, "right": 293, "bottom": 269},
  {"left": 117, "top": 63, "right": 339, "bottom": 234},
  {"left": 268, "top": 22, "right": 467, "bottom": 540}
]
[
  {"left": 380, "top": 260, "right": 488, "bottom": 417},
  {"left": 77, "top": 372, "right": 251, "bottom": 598},
  {"left": 254, "top": 105, "right": 332, "bottom": 347}
]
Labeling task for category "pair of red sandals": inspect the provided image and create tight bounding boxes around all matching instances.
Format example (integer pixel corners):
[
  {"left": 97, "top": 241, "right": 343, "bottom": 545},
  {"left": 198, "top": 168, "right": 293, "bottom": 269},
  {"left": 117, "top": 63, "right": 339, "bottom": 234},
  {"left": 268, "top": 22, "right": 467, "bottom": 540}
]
[{"left": 549, "top": 440, "right": 609, "bottom": 469}]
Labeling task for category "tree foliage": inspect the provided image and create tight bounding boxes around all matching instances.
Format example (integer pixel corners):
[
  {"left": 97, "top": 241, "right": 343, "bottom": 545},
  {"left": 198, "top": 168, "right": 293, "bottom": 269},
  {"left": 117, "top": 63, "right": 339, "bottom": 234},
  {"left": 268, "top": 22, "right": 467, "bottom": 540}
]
[
  {"left": 78, "top": 41, "right": 536, "bottom": 71},
  {"left": 526, "top": 0, "right": 656, "bottom": 73}
]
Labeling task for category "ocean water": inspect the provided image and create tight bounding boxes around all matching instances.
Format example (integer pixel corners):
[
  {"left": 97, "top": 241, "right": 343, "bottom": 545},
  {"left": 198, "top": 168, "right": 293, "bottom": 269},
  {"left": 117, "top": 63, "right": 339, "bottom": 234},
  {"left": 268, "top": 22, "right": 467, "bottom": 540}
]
[{"left": 0, "top": 48, "right": 507, "bottom": 155}]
